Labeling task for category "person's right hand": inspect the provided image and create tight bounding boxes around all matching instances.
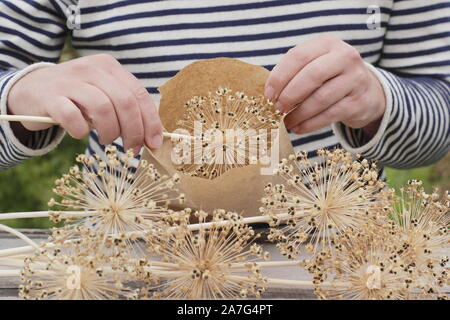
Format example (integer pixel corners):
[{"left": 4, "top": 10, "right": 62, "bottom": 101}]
[{"left": 7, "top": 54, "right": 163, "bottom": 153}]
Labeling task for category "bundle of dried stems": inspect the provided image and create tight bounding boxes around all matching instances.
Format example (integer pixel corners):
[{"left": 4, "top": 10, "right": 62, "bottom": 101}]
[
  {"left": 0, "top": 56, "right": 447, "bottom": 300},
  {"left": 0, "top": 148, "right": 448, "bottom": 300}
]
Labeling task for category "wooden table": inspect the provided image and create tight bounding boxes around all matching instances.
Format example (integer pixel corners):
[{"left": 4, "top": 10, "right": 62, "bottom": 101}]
[{"left": 0, "top": 228, "right": 317, "bottom": 300}]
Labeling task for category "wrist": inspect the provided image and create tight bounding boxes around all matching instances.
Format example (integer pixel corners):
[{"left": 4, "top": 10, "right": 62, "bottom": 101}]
[
  {"left": 2, "top": 63, "right": 55, "bottom": 142},
  {"left": 7, "top": 80, "right": 26, "bottom": 116},
  {"left": 333, "top": 63, "right": 393, "bottom": 155},
  {"left": 6, "top": 96, "right": 36, "bottom": 144},
  {"left": 6, "top": 67, "right": 53, "bottom": 132},
  {"left": 0, "top": 62, "right": 65, "bottom": 155},
  {"left": 362, "top": 117, "right": 382, "bottom": 138},
  {"left": 361, "top": 66, "right": 386, "bottom": 138}
]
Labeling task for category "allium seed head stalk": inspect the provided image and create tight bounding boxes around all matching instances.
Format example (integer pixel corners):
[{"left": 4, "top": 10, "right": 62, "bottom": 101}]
[
  {"left": 48, "top": 146, "right": 185, "bottom": 251},
  {"left": 139, "top": 209, "right": 269, "bottom": 299},
  {"left": 310, "top": 226, "right": 414, "bottom": 300},
  {"left": 20, "top": 228, "right": 139, "bottom": 300},
  {"left": 261, "top": 149, "right": 386, "bottom": 258},
  {"left": 174, "top": 87, "right": 282, "bottom": 179},
  {"left": 388, "top": 180, "right": 449, "bottom": 299}
]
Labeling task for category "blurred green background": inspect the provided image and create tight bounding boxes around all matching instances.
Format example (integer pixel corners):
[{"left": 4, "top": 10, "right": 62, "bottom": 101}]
[{"left": 1, "top": 40, "right": 449, "bottom": 229}]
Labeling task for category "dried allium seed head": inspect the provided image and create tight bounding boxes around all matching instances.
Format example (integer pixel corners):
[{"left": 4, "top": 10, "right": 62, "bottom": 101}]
[
  {"left": 389, "top": 181, "right": 449, "bottom": 299},
  {"left": 19, "top": 229, "right": 139, "bottom": 300},
  {"left": 313, "top": 226, "right": 414, "bottom": 300},
  {"left": 48, "top": 147, "right": 184, "bottom": 250},
  {"left": 139, "top": 209, "right": 268, "bottom": 299},
  {"left": 173, "top": 87, "right": 282, "bottom": 179},
  {"left": 262, "top": 149, "right": 386, "bottom": 258}
]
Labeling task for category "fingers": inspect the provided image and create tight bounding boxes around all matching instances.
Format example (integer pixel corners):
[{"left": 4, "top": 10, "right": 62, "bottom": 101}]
[
  {"left": 9, "top": 54, "right": 163, "bottom": 153},
  {"left": 284, "top": 73, "right": 353, "bottom": 129},
  {"left": 265, "top": 34, "right": 377, "bottom": 135},
  {"left": 291, "top": 97, "right": 353, "bottom": 135},
  {"left": 63, "top": 82, "right": 121, "bottom": 146},
  {"left": 265, "top": 34, "right": 336, "bottom": 101},
  {"left": 74, "top": 66, "right": 145, "bottom": 154},
  {"left": 120, "top": 82, "right": 162, "bottom": 150},
  {"left": 96, "top": 79, "right": 144, "bottom": 154},
  {"left": 46, "top": 97, "right": 90, "bottom": 140},
  {"left": 135, "top": 87, "right": 163, "bottom": 149},
  {"left": 91, "top": 54, "right": 163, "bottom": 149},
  {"left": 276, "top": 50, "right": 347, "bottom": 113}
]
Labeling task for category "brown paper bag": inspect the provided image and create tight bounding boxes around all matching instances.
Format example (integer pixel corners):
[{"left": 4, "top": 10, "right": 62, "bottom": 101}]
[{"left": 142, "top": 58, "right": 294, "bottom": 217}]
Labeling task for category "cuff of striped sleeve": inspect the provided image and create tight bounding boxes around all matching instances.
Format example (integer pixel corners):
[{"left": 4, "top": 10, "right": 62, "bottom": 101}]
[
  {"left": 0, "top": 63, "right": 65, "bottom": 160},
  {"left": 331, "top": 62, "right": 393, "bottom": 157}
]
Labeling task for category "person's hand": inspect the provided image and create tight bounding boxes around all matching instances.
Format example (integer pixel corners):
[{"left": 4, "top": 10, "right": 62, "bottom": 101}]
[
  {"left": 7, "top": 54, "right": 163, "bottom": 153},
  {"left": 265, "top": 34, "right": 386, "bottom": 137}
]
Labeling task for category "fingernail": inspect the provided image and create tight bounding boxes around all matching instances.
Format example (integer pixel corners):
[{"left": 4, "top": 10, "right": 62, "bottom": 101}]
[
  {"left": 150, "top": 134, "right": 163, "bottom": 149},
  {"left": 265, "top": 85, "right": 276, "bottom": 100},
  {"left": 132, "top": 146, "right": 142, "bottom": 156},
  {"left": 292, "top": 125, "right": 303, "bottom": 134},
  {"left": 275, "top": 102, "right": 283, "bottom": 112}
]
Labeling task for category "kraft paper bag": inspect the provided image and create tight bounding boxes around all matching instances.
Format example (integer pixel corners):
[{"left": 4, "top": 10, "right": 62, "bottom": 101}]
[{"left": 141, "top": 58, "right": 294, "bottom": 217}]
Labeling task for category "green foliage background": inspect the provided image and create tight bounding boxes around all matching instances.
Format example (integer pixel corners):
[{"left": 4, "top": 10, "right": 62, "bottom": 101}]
[
  {"left": 0, "top": 40, "right": 448, "bottom": 229},
  {"left": 0, "top": 137, "right": 86, "bottom": 228}
]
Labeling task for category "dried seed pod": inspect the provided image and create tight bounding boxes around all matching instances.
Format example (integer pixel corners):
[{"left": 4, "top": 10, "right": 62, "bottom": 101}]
[
  {"left": 261, "top": 149, "right": 387, "bottom": 257},
  {"left": 48, "top": 146, "right": 185, "bottom": 250},
  {"left": 388, "top": 180, "right": 449, "bottom": 299},
  {"left": 312, "top": 225, "right": 414, "bottom": 300},
  {"left": 173, "top": 87, "right": 282, "bottom": 179},
  {"left": 139, "top": 209, "right": 269, "bottom": 299},
  {"left": 20, "top": 228, "right": 140, "bottom": 300}
]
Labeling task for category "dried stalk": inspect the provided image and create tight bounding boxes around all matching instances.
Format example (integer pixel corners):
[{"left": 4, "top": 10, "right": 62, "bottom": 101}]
[
  {"left": 0, "top": 254, "right": 302, "bottom": 270},
  {"left": 0, "top": 270, "right": 20, "bottom": 277},
  {"left": 0, "top": 246, "right": 35, "bottom": 258},
  {"left": 0, "top": 115, "right": 200, "bottom": 141},
  {"left": 0, "top": 210, "right": 307, "bottom": 260},
  {"left": 0, "top": 268, "right": 338, "bottom": 289},
  {"left": 0, "top": 224, "right": 39, "bottom": 250},
  {"left": 264, "top": 277, "right": 343, "bottom": 287},
  {"left": 0, "top": 211, "right": 95, "bottom": 220}
]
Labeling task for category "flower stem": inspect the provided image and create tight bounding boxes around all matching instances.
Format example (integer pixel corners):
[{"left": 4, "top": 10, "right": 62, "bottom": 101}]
[
  {"left": 0, "top": 269, "right": 21, "bottom": 278},
  {"left": 0, "top": 224, "right": 39, "bottom": 250},
  {"left": 0, "top": 211, "right": 306, "bottom": 261},
  {"left": 0, "top": 115, "right": 199, "bottom": 141},
  {"left": 265, "top": 277, "right": 348, "bottom": 288},
  {"left": 0, "top": 211, "right": 97, "bottom": 220},
  {"left": 0, "top": 258, "right": 25, "bottom": 268},
  {"left": 230, "top": 260, "right": 302, "bottom": 269},
  {"left": 0, "top": 246, "right": 35, "bottom": 258}
]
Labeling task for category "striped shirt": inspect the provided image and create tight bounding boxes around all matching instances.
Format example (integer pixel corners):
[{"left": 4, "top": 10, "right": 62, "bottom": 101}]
[{"left": 0, "top": 0, "right": 449, "bottom": 171}]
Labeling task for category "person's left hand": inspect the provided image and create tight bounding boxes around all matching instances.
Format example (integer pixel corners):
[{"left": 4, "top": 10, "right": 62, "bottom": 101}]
[{"left": 265, "top": 34, "right": 386, "bottom": 137}]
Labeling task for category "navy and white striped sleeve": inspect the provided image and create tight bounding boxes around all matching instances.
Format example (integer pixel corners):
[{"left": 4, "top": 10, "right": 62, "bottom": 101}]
[
  {"left": 0, "top": 0, "right": 70, "bottom": 170},
  {"left": 333, "top": 0, "right": 450, "bottom": 169}
]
